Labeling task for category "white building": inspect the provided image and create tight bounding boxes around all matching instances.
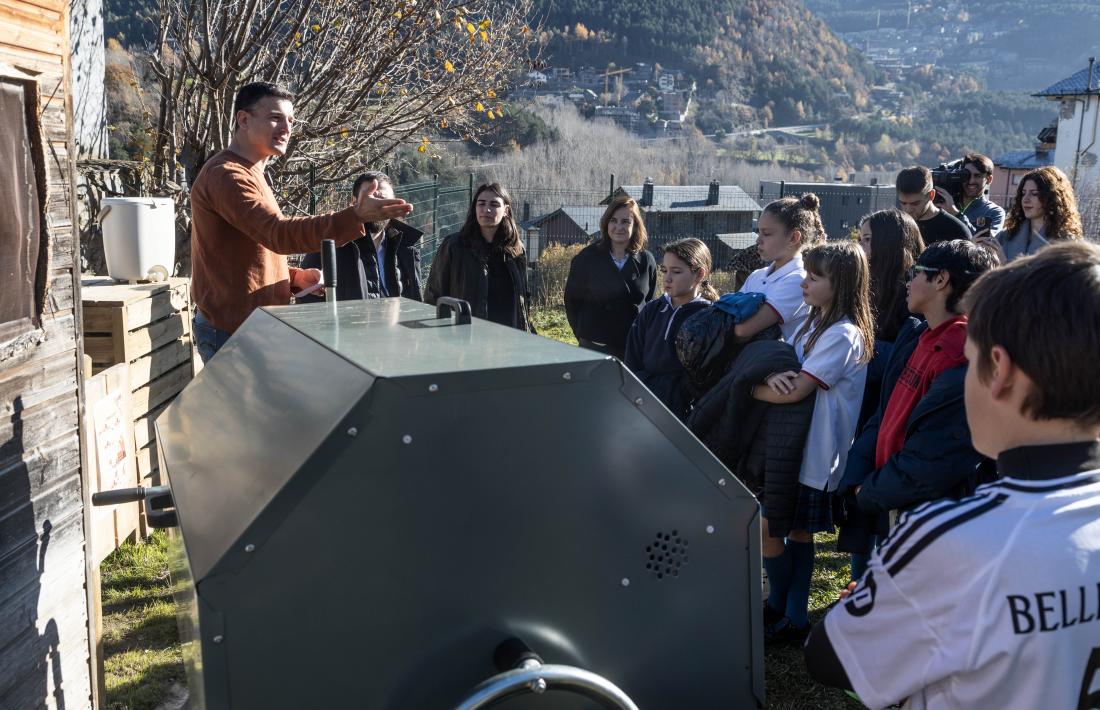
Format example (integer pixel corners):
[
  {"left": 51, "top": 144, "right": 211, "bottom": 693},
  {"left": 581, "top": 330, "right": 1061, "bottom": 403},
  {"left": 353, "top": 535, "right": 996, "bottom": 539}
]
[{"left": 1033, "top": 61, "right": 1100, "bottom": 192}]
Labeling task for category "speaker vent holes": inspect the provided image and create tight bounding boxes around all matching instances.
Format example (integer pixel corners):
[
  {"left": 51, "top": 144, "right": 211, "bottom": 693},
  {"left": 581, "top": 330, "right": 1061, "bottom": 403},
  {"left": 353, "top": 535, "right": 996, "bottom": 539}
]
[{"left": 645, "top": 530, "right": 688, "bottom": 580}]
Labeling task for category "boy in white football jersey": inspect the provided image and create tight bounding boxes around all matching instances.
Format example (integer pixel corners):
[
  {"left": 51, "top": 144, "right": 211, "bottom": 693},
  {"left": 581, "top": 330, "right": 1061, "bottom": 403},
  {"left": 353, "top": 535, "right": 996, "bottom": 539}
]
[{"left": 804, "top": 241, "right": 1100, "bottom": 709}]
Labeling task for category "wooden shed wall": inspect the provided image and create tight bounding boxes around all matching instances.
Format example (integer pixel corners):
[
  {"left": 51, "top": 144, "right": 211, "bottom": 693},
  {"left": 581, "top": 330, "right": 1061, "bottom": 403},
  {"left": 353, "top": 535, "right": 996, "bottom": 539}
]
[{"left": 0, "top": 1, "right": 93, "bottom": 708}]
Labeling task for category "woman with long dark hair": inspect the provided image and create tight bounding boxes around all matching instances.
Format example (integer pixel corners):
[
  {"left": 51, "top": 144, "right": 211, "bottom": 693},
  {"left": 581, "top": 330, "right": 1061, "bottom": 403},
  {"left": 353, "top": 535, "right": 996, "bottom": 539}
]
[
  {"left": 564, "top": 195, "right": 658, "bottom": 359},
  {"left": 424, "top": 183, "right": 533, "bottom": 331},
  {"left": 858, "top": 209, "right": 925, "bottom": 344},
  {"left": 983, "top": 166, "right": 1083, "bottom": 264}
]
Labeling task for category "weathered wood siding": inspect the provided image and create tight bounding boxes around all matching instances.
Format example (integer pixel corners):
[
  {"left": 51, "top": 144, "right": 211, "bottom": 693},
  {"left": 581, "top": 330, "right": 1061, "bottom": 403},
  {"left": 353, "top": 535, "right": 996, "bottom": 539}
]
[{"left": 1, "top": 1, "right": 93, "bottom": 708}]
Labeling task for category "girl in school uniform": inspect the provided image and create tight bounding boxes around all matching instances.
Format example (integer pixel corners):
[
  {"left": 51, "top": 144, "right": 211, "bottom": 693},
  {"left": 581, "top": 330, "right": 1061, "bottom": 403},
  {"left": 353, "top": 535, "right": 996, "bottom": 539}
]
[
  {"left": 734, "top": 193, "right": 826, "bottom": 342},
  {"left": 751, "top": 241, "right": 875, "bottom": 643},
  {"left": 625, "top": 238, "right": 720, "bottom": 420}
]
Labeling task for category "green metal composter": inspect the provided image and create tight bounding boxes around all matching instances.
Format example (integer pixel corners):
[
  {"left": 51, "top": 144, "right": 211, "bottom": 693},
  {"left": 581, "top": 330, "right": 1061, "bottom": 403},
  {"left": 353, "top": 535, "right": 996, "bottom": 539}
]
[{"left": 152, "top": 297, "right": 764, "bottom": 708}]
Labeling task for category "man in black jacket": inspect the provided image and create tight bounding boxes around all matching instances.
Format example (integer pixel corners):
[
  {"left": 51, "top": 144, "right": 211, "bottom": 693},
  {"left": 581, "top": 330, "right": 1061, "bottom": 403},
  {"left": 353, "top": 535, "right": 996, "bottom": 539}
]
[
  {"left": 300, "top": 171, "right": 423, "bottom": 301},
  {"left": 837, "top": 241, "right": 996, "bottom": 573}
]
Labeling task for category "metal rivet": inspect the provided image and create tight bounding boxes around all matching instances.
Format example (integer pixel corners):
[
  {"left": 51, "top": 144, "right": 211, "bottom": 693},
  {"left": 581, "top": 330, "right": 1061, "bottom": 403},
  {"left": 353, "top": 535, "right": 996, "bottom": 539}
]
[
  {"left": 212, "top": 635, "right": 224, "bottom": 644},
  {"left": 530, "top": 678, "right": 547, "bottom": 694},
  {"left": 620, "top": 577, "right": 630, "bottom": 587},
  {"left": 428, "top": 383, "right": 439, "bottom": 392},
  {"left": 562, "top": 372, "right": 572, "bottom": 380},
  {"left": 244, "top": 544, "right": 255, "bottom": 553},
  {"left": 706, "top": 525, "right": 715, "bottom": 534},
  {"left": 718, "top": 478, "right": 726, "bottom": 486},
  {"left": 347, "top": 427, "right": 358, "bottom": 437},
  {"left": 633, "top": 397, "right": 644, "bottom": 406},
  {"left": 402, "top": 434, "right": 413, "bottom": 444}
]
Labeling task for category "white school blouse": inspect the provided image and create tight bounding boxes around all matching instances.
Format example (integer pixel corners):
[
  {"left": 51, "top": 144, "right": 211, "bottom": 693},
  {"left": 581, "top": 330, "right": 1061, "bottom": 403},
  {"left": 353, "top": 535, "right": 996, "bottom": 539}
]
[
  {"left": 793, "top": 318, "right": 868, "bottom": 491},
  {"left": 740, "top": 255, "right": 809, "bottom": 343}
]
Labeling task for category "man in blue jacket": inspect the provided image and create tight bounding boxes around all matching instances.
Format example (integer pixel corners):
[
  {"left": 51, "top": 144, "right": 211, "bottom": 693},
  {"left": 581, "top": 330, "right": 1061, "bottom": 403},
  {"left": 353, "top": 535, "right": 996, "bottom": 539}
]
[{"left": 837, "top": 241, "right": 996, "bottom": 577}]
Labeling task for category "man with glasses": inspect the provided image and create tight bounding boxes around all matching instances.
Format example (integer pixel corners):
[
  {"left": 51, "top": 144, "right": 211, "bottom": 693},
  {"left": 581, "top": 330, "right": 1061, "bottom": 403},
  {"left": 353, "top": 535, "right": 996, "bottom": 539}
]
[
  {"left": 835, "top": 240, "right": 997, "bottom": 534},
  {"left": 933, "top": 153, "right": 1007, "bottom": 238}
]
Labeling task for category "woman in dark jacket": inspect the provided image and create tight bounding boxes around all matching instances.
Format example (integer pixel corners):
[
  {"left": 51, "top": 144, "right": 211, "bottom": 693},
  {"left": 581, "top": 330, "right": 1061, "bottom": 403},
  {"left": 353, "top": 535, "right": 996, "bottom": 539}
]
[
  {"left": 564, "top": 195, "right": 657, "bottom": 359},
  {"left": 424, "top": 182, "right": 533, "bottom": 331}
]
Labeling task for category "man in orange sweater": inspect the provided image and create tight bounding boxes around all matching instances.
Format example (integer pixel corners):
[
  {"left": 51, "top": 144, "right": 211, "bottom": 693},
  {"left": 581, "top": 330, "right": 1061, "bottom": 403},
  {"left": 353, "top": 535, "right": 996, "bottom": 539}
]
[{"left": 190, "top": 82, "right": 412, "bottom": 362}]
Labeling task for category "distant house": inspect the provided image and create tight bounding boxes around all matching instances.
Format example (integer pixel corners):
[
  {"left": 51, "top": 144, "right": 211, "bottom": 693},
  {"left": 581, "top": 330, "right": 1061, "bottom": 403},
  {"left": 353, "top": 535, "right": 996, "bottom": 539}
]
[
  {"left": 602, "top": 179, "right": 761, "bottom": 266},
  {"left": 521, "top": 206, "right": 604, "bottom": 261},
  {"left": 991, "top": 122, "right": 1056, "bottom": 208},
  {"left": 1033, "top": 61, "right": 1100, "bottom": 191},
  {"left": 757, "top": 181, "right": 898, "bottom": 241}
]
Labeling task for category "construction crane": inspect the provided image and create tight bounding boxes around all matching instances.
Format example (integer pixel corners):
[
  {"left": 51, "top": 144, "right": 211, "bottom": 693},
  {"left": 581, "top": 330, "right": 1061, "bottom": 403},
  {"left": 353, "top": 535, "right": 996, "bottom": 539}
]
[{"left": 601, "top": 65, "right": 632, "bottom": 106}]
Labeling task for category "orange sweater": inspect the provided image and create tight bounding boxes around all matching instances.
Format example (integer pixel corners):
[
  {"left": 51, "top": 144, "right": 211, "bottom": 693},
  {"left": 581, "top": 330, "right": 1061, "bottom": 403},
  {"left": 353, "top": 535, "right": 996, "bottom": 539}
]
[{"left": 190, "top": 150, "right": 363, "bottom": 332}]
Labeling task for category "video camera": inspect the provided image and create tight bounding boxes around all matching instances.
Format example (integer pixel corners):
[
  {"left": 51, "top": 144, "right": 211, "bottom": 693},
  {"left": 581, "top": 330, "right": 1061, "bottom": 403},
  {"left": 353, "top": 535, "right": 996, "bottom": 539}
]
[{"left": 931, "top": 159, "right": 969, "bottom": 203}]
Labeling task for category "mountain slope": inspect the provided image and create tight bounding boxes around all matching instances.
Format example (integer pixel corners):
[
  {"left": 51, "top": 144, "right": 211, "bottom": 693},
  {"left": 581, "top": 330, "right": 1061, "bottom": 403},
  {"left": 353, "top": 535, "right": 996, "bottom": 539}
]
[{"left": 541, "top": 0, "right": 879, "bottom": 124}]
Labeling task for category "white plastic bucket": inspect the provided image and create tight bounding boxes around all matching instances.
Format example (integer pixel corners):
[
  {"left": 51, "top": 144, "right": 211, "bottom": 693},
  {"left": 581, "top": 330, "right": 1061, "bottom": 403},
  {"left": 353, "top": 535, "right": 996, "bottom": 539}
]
[{"left": 100, "top": 197, "right": 176, "bottom": 281}]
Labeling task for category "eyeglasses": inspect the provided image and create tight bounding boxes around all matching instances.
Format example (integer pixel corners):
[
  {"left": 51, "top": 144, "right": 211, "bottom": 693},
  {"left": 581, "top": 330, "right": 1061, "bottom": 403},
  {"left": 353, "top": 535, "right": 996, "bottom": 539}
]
[{"left": 906, "top": 265, "right": 940, "bottom": 281}]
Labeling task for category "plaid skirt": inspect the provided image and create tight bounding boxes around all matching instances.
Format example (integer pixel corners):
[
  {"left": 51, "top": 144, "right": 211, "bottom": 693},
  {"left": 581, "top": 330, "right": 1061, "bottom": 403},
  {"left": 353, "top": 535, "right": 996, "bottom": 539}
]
[{"left": 760, "top": 483, "right": 834, "bottom": 535}]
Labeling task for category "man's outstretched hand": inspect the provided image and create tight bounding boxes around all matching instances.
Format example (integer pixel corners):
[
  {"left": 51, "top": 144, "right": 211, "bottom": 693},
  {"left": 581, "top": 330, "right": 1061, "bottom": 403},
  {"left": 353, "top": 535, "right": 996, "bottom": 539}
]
[{"left": 353, "top": 179, "right": 413, "bottom": 222}]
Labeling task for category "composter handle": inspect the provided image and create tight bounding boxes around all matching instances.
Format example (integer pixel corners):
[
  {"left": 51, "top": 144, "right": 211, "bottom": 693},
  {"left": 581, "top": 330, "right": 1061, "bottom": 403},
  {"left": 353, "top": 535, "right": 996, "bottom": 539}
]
[
  {"left": 321, "top": 239, "right": 338, "bottom": 303},
  {"left": 436, "top": 297, "right": 472, "bottom": 325},
  {"left": 454, "top": 638, "right": 639, "bottom": 710},
  {"left": 92, "top": 485, "right": 178, "bottom": 529}
]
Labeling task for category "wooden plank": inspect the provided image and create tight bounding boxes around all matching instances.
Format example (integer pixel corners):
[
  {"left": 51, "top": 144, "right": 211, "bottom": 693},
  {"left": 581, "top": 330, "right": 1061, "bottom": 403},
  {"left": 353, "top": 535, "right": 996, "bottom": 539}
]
[
  {"left": 45, "top": 268, "right": 74, "bottom": 315},
  {"left": 0, "top": 350, "right": 78, "bottom": 416},
  {"left": 133, "top": 402, "right": 168, "bottom": 450},
  {"left": 131, "top": 361, "right": 191, "bottom": 418},
  {"left": 126, "top": 338, "right": 192, "bottom": 391},
  {"left": 0, "top": 315, "right": 76, "bottom": 375},
  {"left": 0, "top": 470, "right": 85, "bottom": 562},
  {"left": 0, "top": 394, "right": 78, "bottom": 474},
  {"left": 135, "top": 441, "right": 156, "bottom": 481},
  {"left": 82, "top": 282, "right": 188, "bottom": 332},
  {"left": 79, "top": 277, "right": 189, "bottom": 308},
  {"left": 82, "top": 364, "right": 138, "bottom": 565},
  {"left": 83, "top": 312, "right": 186, "bottom": 366},
  {"left": 0, "top": 431, "right": 81, "bottom": 520}
]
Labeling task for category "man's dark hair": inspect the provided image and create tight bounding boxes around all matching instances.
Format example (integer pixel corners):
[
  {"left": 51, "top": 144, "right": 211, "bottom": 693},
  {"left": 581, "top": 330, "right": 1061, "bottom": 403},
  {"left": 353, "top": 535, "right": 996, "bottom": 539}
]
[
  {"left": 232, "top": 82, "right": 294, "bottom": 130},
  {"left": 896, "top": 166, "right": 933, "bottom": 195},
  {"left": 352, "top": 171, "right": 393, "bottom": 198},
  {"left": 961, "top": 153, "right": 994, "bottom": 176},
  {"left": 964, "top": 241, "right": 1100, "bottom": 425},
  {"left": 917, "top": 239, "right": 996, "bottom": 312}
]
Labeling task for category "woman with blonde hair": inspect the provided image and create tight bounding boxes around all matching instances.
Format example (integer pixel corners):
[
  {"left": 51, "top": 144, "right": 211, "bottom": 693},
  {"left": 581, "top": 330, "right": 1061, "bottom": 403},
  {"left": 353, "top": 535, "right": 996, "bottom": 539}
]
[
  {"left": 564, "top": 195, "right": 658, "bottom": 359},
  {"left": 624, "top": 238, "right": 719, "bottom": 420},
  {"left": 982, "top": 166, "right": 1083, "bottom": 263}
]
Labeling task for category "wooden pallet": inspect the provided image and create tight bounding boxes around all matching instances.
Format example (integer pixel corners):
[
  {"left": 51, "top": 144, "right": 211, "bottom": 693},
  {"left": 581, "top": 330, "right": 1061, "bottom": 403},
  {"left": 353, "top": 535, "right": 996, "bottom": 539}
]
[{"left": 81, "top": 277, "right": 197, "bottom": 498}]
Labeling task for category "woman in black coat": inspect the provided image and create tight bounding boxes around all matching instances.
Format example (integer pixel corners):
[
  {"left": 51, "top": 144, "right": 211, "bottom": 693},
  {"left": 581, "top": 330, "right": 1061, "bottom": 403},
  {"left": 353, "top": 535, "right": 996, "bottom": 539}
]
[
  {"left": 563, "top": 195, "right": 658, "bottom": 359},
  {"left": 424, "top": 182, "right": 533, "bottom": 331}
]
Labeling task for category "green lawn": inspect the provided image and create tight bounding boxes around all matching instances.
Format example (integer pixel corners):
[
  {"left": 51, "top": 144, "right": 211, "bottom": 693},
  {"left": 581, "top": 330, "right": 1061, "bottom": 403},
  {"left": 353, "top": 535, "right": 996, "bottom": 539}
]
[
  {"left": 100, "top": 532, "right": 185, "bottom": 709},
  {"left": 100, "top": 307, "right": 857, "bottom": 708}
]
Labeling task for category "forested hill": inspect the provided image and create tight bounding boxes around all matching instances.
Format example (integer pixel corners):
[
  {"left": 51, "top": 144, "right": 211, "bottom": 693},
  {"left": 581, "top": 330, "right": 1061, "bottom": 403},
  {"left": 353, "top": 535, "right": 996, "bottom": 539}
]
[{"left": 540, "top": 0, "right": 880, "bottom": 124}]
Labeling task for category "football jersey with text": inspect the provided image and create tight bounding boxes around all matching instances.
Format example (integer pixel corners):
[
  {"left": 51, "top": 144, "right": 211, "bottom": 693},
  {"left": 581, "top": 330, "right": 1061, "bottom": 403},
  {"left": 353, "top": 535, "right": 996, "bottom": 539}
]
[{"left": 823, "top": 444, "right": 1100, "bottom": 710}]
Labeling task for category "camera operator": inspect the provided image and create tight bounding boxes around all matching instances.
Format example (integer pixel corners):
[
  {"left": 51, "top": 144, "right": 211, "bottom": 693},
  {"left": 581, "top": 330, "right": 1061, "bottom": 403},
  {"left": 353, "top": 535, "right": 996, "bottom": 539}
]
[
  {"left": 896, "top": 166, "right": 970, "bottom": 246},
  {"left": 933, "top": 154, "right": 1006, "bottom": 239}
]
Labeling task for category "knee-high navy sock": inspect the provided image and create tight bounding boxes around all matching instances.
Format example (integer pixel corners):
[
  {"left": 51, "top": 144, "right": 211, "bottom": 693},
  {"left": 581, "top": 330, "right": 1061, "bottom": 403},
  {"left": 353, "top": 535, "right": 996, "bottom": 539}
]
[
  {"left": 785, "top": 539, "right": 815, "bottom": 627},
  {"left": 762, "top": 545, "right": 792, "bottom": 614},
  {"left": 850, "top": 551, "right": 870, "bottom": 582}
]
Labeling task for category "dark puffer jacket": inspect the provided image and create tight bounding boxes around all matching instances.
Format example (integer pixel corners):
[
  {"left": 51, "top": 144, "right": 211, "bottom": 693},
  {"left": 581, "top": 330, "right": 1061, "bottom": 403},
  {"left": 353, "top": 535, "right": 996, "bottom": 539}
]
[
  {"left": 836, "top": 319, "right": 994, "bottom": 552},
  {"left": 423, "top": 232, "right": 533, "bottom": 332},
  {"left": 688, "top": 340, "right": 816, "bottom": 537}
]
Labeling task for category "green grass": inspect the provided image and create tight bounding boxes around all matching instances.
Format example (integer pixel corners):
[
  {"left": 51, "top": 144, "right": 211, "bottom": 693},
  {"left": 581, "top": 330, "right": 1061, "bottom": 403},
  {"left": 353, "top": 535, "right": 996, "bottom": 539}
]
[
  {"left": 101, "top": 532, "right": 185, "bottom": 710},
  {"left": 531, "top": 305, "right": 578, "bottom": 345},
  {"left": 102, "top": 312, "right": 858, "bottom": 708}
]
